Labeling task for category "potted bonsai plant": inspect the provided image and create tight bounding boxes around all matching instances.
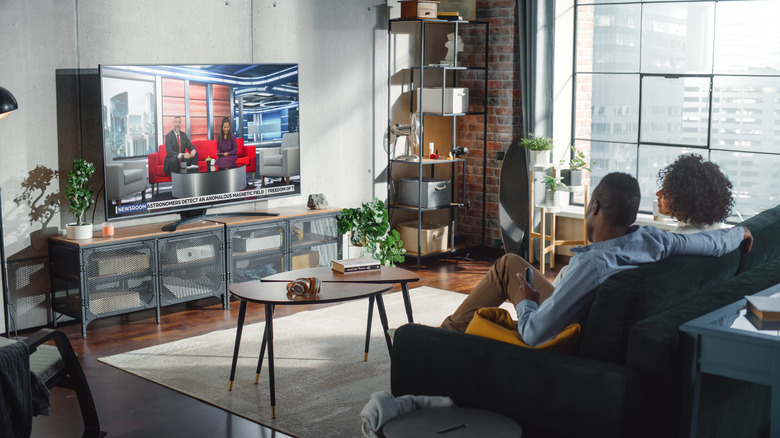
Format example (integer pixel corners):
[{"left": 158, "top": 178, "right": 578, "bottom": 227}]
[
  {"left": 560, "top": 145, "right": 594, "bottom": 187},
  {"left": 542, "top": 174, "right": 569, "bottom": 207},
  {"left": 518, "top": 133, "right": 553, "bottom": 168},
  {"left": 336, "top": 198, "right": 406, "bottom": 266},
  {"left": 64, "top": 158, "right": 96, "bottom": 240}
]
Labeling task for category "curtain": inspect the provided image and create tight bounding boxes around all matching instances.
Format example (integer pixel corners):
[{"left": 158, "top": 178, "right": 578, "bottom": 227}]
[{"left": 513, "top": 0, "right": 555, "bottom": 257}]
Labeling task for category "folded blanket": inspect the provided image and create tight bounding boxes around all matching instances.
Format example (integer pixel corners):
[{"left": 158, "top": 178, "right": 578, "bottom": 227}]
[{"left": 360, "top": 390, "right": 455, "bottom": 437}]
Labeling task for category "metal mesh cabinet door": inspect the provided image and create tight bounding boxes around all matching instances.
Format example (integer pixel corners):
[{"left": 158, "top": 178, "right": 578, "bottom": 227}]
[
  {"left": 83, "top": 240, "right": 156, "bottom": 337},
  {"left": 49, "top": 240, "right": 83, "bottom": 327},
  {"left": 158, "top": 230, "right": 226, "bottom": 307},
  {"left": 288, "top": 214, "right": 341, "bottom": 270},
  {"left": 227, "top": 221, "right": 285, "bottom": 285}
]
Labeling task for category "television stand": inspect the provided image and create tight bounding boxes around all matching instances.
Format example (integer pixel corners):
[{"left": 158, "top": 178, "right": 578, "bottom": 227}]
[{"left": 162, "top": 210, "right": 280, "bottom": 232}]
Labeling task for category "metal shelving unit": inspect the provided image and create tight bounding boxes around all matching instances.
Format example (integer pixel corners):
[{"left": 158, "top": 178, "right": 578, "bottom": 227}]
[{"left": 387, "top": 17, "right": 489, "bottom": 266}]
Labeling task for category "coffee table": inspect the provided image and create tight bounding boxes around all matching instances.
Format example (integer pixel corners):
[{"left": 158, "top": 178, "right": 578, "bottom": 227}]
[
  {"left": 680, "top": 282, "right": 780, "bottom": 437},
  {"left": 171, "top": 164, "right": 246, "bottom": 198},
  {"left": 262, "top": 266, "right": 420, "bottom": 359},
  {"left": 228, "top": 280, "right": 394, "bottom": 418}
]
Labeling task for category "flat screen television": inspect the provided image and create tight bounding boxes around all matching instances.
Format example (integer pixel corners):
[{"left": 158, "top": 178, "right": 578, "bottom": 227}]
[{"left": 99, "top": 63, "right": 301, "bottom": 225}]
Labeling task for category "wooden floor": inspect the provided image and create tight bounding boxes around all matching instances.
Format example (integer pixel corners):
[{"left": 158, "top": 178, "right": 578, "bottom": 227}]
[{"left": 27, "top": 247, "right": 565, "bottom": 438}]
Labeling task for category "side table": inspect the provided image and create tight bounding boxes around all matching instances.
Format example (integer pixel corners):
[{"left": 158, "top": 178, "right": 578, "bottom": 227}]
[
  {"left": 382, "top": 407, "right": 522, "bottom": 437},
  {"left": 680, "top": 282, "right": 780, "bottom": 437}
]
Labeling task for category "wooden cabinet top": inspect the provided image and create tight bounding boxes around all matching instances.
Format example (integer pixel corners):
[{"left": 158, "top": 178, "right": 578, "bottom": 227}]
[{"left": 50, "top": 205, "right": 342, "bottom": 248}]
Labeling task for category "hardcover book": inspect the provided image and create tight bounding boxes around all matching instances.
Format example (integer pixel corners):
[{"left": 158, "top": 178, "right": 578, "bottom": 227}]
[
  {"left": 332, "top": 257, "right": 381, "bottom": 274},
  {"left": 745, "top": 295, "right": 780, "bottom": 321}
]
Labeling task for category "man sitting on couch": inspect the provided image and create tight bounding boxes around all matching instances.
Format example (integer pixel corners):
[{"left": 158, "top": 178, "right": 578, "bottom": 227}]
[{"left": 441, "top": 172, "right": 753, "bottom": 346}]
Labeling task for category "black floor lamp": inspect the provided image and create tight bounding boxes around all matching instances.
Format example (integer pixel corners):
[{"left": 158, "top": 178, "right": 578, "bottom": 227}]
[{"left": 1, "top": 86, "right": 19, "bottom": 337}]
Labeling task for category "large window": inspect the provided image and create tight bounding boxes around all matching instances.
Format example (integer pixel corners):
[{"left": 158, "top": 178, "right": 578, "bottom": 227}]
[{"left": 574, "top": 0, "right": 780, "bottom": 218}]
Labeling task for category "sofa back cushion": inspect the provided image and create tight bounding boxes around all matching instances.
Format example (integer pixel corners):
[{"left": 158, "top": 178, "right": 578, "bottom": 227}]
[
  {"left": 193, "top": 140, "right": 217, "bottom": 160},
  {"left": 578, "top": 250, "right": 740, "bottom": 363},
  {"left": 737, "top": 204, "right": 780, "bottom": 273},
  {"left": 235, "top": 138, "right": 245, "bottom": 157}
]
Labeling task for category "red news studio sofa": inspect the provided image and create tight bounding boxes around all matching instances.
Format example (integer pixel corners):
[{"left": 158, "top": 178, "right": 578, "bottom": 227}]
[{"left": 148, "top": 138, "right": 256, "bottom": 194}]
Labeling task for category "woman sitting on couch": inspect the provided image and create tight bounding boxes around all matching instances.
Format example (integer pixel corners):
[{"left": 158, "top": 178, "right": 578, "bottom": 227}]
[
  {"left": 656, "top": 153, "right": 734, "bottom": 234},
  {"left": 216, "top": 117, "right": 238, "bottom": 169}
]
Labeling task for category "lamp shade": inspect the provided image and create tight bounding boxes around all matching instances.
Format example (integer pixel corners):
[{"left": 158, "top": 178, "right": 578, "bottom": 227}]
[{"left": 0, "top": 87, "right": 19, "bottom": 119}]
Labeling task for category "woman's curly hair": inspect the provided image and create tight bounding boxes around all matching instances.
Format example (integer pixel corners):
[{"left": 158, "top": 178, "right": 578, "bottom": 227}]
[{"left": 657, "top": 154, "right": 734, "bottom": 225}]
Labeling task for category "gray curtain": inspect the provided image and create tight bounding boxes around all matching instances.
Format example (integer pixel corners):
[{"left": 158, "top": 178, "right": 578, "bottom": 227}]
[{"left": 517, "top": 0, "right": 555, "bottom": 257}]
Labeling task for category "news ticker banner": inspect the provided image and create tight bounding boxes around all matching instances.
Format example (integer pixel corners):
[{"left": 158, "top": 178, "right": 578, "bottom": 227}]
[{"left": 114, "top": 185, "right": 296, "bottom": 216}]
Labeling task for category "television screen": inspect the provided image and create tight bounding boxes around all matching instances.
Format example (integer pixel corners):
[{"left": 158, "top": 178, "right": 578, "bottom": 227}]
[{"left": 99, "top": 63, "right": 301, "bottom": 221}]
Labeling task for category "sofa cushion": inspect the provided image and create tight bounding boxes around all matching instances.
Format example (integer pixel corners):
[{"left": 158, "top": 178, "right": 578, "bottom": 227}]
[
  {"left": 465, "top": 307, "right": 580, "bottom": 354},
  {"left": 579, "top": 250, "right": 740, "bottom": 364},
  {"left": 737, "top": 204, "right": 780, "bottom": 273}
]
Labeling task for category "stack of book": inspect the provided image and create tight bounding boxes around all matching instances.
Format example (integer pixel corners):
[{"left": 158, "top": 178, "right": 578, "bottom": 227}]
[
  {"left": 332, "top": 257, "right": 381, "bottom": 274},
  {"left": 745, "top": 295, "right": 780, "bottom": 330}
]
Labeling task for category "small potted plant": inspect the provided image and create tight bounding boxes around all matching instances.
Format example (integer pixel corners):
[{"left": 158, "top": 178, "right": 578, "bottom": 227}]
[
  {"left": 64, "top": 158, "right": 96, "bottom": 240},
  {"left": 336, "top": 198, "right": 406, "bottom": 266},
  {"left": 518, "top": 133, "right": 553, "bottom": 168},
  {"left": 542, "top": 174, "right": 569, "bottom": 207},
  {"left": 560, "top": 145, "right": 594, "bottom": 187}
]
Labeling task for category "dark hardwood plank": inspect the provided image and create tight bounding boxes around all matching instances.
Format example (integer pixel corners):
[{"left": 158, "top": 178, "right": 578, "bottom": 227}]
[{"left": 27, "top": 247, "right": 564, "bottom": 438}]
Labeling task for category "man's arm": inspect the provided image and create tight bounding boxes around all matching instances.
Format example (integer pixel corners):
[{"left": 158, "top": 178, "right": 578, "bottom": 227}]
[
  {"left": 515, "top": 252, "right": 604, "bottom": 347},
  {"left": 667, "top": 226, "right": 750, "bottom": 258}
]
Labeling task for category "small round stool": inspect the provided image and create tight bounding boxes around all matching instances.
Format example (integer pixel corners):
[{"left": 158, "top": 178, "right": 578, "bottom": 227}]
[{"left": 381, "top": 407, "right": 522, "bottom": 437}]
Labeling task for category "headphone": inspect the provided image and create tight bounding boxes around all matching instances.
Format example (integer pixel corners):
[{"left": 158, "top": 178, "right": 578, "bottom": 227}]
[{"left": 286, "top": 277, "right": 322, "bottom": 297}]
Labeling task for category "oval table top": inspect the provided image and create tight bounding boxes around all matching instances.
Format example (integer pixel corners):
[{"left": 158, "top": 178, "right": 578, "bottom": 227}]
[
  {"left": 262, "top": 266, "right": 420, "bottom": 284},
  {"left": 229, "top": 280, "right": 393, "bottom": 305}
]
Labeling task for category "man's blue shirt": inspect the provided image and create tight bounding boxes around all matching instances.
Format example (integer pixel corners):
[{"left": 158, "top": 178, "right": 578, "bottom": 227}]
[{"left": 516, "top": 225, "right": 746, "bottom": 346}]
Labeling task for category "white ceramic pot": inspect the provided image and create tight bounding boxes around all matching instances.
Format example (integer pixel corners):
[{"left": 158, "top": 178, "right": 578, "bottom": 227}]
[
  {"left": 529, "top": 150, "right": 551, "bottom": 168},
  {"left": 545, "top": 190, "right": 564, "bottom": 207},
  {"left": 66, "top": 223, "right": 94, "bottom": 240}
]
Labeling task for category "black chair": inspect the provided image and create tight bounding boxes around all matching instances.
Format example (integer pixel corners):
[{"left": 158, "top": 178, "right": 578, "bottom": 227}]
[{"left": 0, "top": 328, "right": 105, "bottom": 438}]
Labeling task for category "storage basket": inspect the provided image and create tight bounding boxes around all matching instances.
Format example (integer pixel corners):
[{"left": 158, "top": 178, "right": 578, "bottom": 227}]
[
  {"left": 397, "top": 177, "right": 452, "bottom": 208},
  {"left": 397, "top": 221, "right": 449, "bottom": 256}
]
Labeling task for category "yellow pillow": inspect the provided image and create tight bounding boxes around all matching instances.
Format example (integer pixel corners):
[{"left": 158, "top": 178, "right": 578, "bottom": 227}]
[{"left": 465, "top": 307, "right": 581, "bottom": 354}]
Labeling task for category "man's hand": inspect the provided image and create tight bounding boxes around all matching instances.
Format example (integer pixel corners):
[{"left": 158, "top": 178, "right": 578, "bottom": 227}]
[
  {"left": 515, "top": 272, "right": 541, "bottom": 305},
  {"left": 183, "top": 152, "right": 191, "bottom": 159},
  {"left": 740, "top": 228, "right": 753, "bottom": 253}
]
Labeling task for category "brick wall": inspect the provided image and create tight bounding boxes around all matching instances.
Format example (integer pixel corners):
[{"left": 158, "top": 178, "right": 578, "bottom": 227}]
[{"left": 456, "top": 0, "right": 522, "bottom": 247}]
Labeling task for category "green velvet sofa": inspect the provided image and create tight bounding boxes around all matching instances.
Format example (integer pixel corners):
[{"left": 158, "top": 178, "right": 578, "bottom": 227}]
[{"left": 391, "top": 204, "right": 780, "bottom": 438}]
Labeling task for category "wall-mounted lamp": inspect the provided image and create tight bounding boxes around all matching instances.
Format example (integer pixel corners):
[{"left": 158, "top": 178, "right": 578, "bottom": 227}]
[
  {"left": 1, "top": 86, "right": 17, "bottom": 337},
  {"left": 0, "top": 86, "right": 18, "bottom": 120}
]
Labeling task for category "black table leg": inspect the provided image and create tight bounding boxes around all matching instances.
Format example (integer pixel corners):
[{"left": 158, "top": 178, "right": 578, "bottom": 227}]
[
  {"left": 228, "top": 300, "right": 248, "bottom": 391},
  {"left": 375, "top": 293, "right": 393, "bottom": 356},
  {"left": 254, "top": 321, "right": 269, "bottom": 384},
  {"left": 265, "top": 304, "right": 276, "bottom": 419},
  {"left": 401, "top": 282, "right": 414, "bottom": 323},
  {"left": 364, "top": 296, "right": 375, "bottom": 362}
]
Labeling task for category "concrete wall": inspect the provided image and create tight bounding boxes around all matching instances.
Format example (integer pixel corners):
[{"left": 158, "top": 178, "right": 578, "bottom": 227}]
[{"left": 0, "top": 0, "right": 388, "bottom": 331}]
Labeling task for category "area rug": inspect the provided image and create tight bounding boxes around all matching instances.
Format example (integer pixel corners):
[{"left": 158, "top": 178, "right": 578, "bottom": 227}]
[{"left": 98, "top": 287, "right": 509, "bottom": 438}]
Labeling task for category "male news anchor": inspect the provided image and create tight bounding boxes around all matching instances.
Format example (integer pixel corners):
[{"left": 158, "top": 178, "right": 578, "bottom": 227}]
[{"left": 163, "top": 116, "right": 198, "bottom": 174}]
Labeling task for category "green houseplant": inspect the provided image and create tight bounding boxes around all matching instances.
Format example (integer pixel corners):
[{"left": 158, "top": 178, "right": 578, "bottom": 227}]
[
  {"left": 64, "top": 158, "right": 96, "bottom": 239},
  {"left": 542, "top": 174, "right": 569, "bottom": 207},
  {"left": 560, "top": 145, "right": 594, "bottom": 187},
  {"left": 336, "top": 198, "right": 406, "bottom": 266},
  {"left": 518, "top": 133, "right": 553, "bottom": 168}
]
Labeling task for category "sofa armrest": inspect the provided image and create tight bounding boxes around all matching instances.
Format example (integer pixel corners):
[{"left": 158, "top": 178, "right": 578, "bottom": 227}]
[
  {"left": 391, "top": 324, "right": 640, "bottom": 438},
  {"left": 104, "top": 164, "right": 123, "bottom": 199},
  {"left": 257, "top": 147, "right": 281, "bottom": 173},
  {"left": 282, "top": 146, "right": 300, "bottom": 174}
]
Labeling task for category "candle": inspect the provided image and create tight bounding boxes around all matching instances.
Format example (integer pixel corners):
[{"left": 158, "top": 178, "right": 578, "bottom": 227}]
[{"left": 102, "top": 223, "right": 114, "bottom": 237}]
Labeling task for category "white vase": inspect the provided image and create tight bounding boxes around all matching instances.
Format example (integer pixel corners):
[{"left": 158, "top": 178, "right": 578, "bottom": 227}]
[
  {"left": 530, "top": 150, "right": 551, "bottom": 168},
  {"left": 66, "top": 223, "right": 94, "bottom": 240},
  {"left": 545, "top": 190, "right": 564, "bottom": 207}
]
